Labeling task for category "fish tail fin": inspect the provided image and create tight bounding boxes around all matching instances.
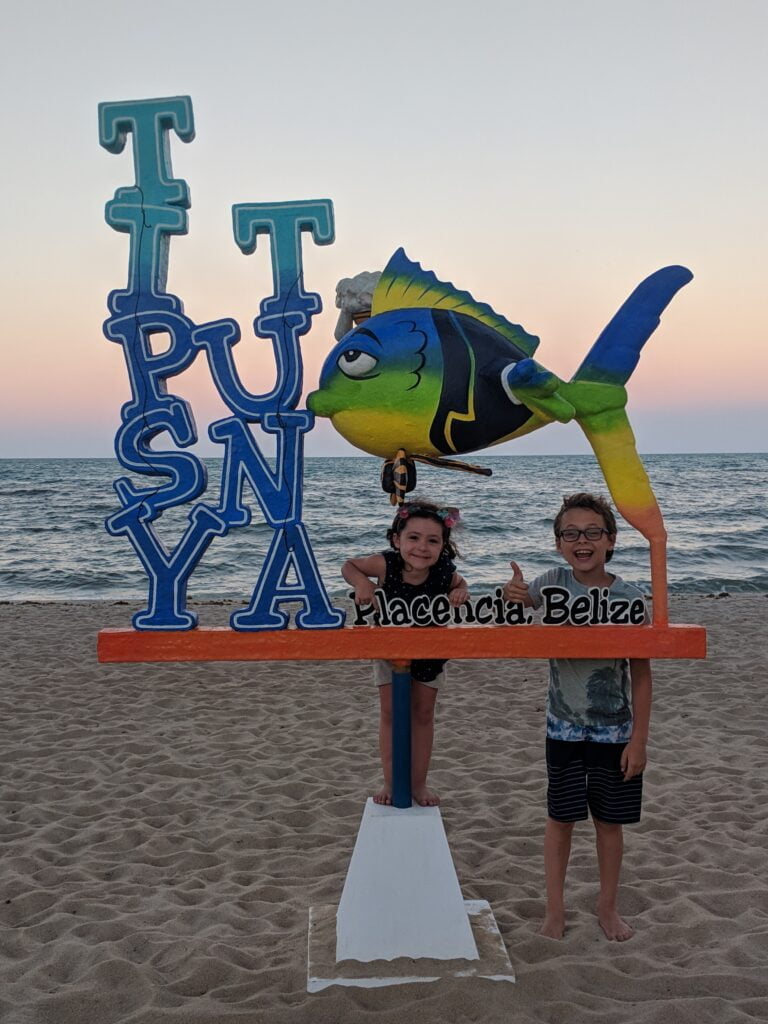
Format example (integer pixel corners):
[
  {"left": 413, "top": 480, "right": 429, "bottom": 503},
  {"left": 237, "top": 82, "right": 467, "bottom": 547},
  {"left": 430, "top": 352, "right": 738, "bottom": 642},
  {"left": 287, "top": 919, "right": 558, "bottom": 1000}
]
[
  {"left": 572, "top": 266, "right": 693, "bottom": 386},
  {"left": 578, "top": 407, "right": 669, "bottom": 623}
]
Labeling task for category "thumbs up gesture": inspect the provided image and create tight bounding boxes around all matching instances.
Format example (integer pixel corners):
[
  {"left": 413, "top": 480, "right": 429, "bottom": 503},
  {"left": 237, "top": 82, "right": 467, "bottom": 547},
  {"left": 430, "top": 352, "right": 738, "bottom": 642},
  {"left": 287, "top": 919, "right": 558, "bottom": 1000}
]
[{"left": 503, "top": 561, "right": 531, "bottom": 606}]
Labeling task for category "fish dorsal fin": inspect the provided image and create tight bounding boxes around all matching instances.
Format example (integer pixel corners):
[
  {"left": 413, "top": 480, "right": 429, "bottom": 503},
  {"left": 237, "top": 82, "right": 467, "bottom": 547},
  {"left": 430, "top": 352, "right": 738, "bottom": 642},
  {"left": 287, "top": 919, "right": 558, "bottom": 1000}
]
[{"left": 371, "top": 248, "right": 539, "bottom": 357}]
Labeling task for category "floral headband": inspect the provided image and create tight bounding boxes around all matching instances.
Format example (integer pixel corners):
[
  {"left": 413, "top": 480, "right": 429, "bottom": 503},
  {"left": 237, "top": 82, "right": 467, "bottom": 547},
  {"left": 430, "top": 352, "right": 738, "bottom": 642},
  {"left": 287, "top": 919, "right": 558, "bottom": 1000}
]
[{"left": 396, "top": 504, "right": 461, "bottom": 529}]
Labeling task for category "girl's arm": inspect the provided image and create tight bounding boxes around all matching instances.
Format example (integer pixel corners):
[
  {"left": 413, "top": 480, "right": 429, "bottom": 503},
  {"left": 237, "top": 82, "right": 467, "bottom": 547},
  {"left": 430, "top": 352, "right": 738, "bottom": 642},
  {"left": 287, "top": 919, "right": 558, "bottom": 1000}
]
[
  {"left": 342, "top": 554, "right": 386, "bottom": 607},
  {"left": 621, "top": 659, "right": 652, "bottom": 780},
  {"left": 448, "top": 571, "right": 470, "bottom": 607}
]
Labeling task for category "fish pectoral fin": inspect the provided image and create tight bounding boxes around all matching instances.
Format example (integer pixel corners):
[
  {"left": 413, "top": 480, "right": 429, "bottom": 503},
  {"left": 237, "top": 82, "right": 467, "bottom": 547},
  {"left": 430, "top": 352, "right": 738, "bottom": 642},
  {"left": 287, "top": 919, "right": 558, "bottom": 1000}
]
[
  {"left": 503, "top": 358, "right": 559, "bottom": 396},
  {"left": 412, "top": 454, "right": 493, "bottom": 477},
  {"left": 501, "top": 360, "right": 575, "bottom": 423}
]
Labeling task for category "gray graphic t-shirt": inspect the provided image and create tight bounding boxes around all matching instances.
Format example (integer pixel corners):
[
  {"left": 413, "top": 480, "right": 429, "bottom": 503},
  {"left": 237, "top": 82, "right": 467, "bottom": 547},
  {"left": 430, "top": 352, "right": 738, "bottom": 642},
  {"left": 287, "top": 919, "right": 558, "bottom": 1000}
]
[{"left": 528, "top": 567, "right": 648, "bottom": 734}]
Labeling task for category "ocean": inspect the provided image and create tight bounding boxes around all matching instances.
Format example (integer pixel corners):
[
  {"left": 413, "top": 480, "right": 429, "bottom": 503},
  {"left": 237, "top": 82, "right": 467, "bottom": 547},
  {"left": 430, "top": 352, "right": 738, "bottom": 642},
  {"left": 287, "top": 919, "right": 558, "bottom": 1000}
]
[{"left": 0, "top": 454, "right": 766, "bottom": 603}]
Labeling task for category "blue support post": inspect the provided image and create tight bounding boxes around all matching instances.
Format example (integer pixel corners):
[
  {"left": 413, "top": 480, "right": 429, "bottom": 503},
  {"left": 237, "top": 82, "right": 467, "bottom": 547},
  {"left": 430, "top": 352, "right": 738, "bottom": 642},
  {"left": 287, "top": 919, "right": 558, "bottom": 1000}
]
[{"left": 391, "top": 662, "right": 412, "bottom": 808}]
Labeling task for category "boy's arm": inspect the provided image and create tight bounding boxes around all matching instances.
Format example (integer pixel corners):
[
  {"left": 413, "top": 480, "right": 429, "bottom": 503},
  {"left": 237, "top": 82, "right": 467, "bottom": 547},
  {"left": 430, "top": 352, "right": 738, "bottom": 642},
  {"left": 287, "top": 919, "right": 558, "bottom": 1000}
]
[
  {"left": 342, "top": 554, "right": 386, "bottom": 606},
  {"left": 621, "top": 659, "right": 652, "bottom": 780},
  {"left": 448, "top": 572, "right": 470, "bottom": 606}
]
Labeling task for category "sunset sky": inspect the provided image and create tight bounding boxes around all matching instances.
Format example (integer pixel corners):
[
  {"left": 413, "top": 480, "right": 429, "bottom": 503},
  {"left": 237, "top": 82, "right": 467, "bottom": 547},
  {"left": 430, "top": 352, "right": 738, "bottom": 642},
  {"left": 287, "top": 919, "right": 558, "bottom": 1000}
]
[{"left": 2, "top": 0, "right": 766, "bottom": 457}]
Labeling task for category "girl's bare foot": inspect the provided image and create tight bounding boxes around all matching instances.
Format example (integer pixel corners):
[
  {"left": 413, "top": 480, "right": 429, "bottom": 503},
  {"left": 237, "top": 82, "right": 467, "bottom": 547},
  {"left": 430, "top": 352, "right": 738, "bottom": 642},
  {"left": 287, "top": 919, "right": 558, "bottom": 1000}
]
[
  {"left": 539, "top": 910, "right": 566, "bottom": 939},
  {"left": 373, "top": 787, "right": 392, "bottom": 805},
  {"left": 412, "top": 785, "right": 440, "bottom": 807},
  {"left": 598, "top": 907, "right": 634, "bottom": 941}
]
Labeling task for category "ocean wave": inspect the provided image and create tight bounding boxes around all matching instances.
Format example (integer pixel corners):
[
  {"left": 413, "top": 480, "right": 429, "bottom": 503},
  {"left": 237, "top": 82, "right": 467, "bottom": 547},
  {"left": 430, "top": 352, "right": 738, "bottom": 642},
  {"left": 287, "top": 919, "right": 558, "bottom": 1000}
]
[{"left": 2, "top": 454, "right": 766, "bottom": 601}]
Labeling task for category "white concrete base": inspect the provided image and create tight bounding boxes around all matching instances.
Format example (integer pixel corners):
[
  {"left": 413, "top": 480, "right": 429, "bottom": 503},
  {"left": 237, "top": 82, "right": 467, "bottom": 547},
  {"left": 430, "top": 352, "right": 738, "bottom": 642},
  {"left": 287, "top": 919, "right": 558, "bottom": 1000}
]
[
  {"left": 336, "top": 798, "right": 478, "bottom": 962},
  {"left": 308, "top": 900, "right": 515, "bottom": 992}
]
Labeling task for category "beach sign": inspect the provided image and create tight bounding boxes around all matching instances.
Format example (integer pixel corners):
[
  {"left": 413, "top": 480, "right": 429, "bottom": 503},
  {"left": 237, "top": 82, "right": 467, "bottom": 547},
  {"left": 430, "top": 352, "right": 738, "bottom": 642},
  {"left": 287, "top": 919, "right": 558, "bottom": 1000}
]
[
  {"left": 97, "top": 94, "right": 705, "bottom": 988},
  {"left": 97, "top": 93, "right": 705, "bottom": 707},
  {"left": 97, "top": 91, "right": 705, "bottom": 730},
  {"left": 98, "top": 95, "right": 704, "bottom": 649}
]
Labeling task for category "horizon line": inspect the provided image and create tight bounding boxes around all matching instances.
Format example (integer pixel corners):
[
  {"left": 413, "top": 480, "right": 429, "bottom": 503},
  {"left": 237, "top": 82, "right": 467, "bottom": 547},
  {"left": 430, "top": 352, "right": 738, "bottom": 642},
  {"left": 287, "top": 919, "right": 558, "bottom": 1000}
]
[{"left": 1, "top": 450, "right": 766, "bottom": 461}]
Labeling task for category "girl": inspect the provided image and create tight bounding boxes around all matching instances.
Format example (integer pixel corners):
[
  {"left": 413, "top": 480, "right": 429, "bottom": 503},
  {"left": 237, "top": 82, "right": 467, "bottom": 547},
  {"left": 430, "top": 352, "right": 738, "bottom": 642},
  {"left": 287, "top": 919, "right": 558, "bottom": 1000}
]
[{"left": 342, "top": 501, "right": 469, "bottom": 807}]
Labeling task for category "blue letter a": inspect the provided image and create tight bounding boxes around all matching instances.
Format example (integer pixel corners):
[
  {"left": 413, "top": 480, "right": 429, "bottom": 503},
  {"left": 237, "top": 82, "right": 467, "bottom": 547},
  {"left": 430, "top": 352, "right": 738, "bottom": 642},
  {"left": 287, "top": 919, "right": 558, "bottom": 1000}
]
[{"left": 231, "top": 523, "right": 345, "bottom": 631}]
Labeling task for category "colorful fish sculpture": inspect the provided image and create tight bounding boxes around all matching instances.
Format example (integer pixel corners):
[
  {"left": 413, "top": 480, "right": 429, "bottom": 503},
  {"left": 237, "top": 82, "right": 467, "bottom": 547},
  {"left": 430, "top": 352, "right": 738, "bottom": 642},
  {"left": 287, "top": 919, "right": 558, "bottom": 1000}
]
[{"left": 307, "top": 249, "right": 692, "bottom": 620}]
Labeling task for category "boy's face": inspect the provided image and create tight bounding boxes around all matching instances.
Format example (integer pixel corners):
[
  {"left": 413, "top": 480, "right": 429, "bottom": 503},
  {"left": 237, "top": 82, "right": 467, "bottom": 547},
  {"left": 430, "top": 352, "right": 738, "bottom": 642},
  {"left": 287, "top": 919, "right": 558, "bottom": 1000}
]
[{"left": 555, "top": 507, "right": 615, "bottom": 578}]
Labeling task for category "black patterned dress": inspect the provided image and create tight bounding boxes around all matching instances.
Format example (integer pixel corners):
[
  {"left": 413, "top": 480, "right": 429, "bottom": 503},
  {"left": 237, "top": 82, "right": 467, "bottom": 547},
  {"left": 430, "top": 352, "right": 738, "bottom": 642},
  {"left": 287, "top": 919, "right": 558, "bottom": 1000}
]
[{"left": 381, "top": 549, "right": 455, "bottom": 683}]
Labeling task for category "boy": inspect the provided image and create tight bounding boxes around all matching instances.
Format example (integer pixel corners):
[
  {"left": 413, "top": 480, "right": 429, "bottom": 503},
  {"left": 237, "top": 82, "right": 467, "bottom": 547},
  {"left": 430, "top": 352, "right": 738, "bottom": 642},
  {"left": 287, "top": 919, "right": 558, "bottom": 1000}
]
[{"left": 503, "top": 493, "right": 651, "bottom": 942}]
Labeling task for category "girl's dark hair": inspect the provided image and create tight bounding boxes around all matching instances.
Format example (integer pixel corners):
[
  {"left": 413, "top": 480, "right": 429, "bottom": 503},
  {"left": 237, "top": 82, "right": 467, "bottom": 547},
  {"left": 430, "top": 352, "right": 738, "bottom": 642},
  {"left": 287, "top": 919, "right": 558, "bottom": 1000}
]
[
  {"left": 553, "top": 492, "right": 617, "bottom": 562},
  {"left": 386, "top": 500, "right": 460, "bottom": 560}
]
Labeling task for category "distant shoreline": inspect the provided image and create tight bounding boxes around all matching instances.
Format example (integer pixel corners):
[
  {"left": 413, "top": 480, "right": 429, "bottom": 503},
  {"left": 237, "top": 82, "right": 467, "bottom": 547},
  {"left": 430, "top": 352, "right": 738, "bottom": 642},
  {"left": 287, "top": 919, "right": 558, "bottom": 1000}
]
[
  {"left": 1, "top": 451, "right": 767, "bottom": 461},
  {"left": 2, "top": 593, "right": 765, "bottom": 609}
]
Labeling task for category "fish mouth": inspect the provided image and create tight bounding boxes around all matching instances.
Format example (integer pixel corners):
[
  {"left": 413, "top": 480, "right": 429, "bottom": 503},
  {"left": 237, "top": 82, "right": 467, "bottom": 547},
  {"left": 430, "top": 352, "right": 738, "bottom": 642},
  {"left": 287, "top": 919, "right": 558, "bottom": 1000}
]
[{"left": 306, "top": 389, "right": 329, "bottom": 416}]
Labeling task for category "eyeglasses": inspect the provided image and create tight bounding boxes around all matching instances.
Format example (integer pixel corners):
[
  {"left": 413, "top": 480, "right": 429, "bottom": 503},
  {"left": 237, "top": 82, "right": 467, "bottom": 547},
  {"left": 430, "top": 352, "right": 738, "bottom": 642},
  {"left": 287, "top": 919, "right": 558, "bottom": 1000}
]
[{"left": 557, "top": 527, "right": 610, "bottom": 542}]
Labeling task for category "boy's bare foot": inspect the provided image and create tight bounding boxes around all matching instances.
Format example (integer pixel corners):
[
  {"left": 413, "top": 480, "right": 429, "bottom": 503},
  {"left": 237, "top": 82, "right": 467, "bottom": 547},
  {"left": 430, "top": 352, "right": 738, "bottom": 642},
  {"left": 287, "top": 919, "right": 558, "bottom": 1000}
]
[
  {"left": 539, "top": 910, "right": 566, "bottom": 939},
  {"left": 598, "top": 907, "right": 634, "bottom": 941},
  {"left": 412, "top": 785, "right": 440, "bottom": 807},
  {"left": 373, "top": 787, "right": 392, "bottom": 805}
]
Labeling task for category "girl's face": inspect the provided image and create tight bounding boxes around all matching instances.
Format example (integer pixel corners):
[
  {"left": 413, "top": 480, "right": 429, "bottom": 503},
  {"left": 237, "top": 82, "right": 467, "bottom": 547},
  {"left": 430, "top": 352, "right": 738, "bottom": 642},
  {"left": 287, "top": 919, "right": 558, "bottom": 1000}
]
[{"left": 392, "top": 517, "right": 445, "bottom": 570}]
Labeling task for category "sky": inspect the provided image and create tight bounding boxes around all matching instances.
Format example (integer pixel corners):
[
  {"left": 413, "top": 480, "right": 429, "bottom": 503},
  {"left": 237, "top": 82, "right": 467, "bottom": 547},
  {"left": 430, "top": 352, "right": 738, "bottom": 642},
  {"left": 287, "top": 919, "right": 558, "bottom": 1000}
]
[{"left": 1, "top": 0, "right": 766, "bottom": 458}]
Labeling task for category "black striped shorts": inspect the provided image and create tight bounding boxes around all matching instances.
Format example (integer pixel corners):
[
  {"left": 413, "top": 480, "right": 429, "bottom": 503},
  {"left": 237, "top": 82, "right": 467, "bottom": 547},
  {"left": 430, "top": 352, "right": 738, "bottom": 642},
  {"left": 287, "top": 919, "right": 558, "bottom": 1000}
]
[{"left": 545, "top": 738, "right": 643, "bottom": 824}]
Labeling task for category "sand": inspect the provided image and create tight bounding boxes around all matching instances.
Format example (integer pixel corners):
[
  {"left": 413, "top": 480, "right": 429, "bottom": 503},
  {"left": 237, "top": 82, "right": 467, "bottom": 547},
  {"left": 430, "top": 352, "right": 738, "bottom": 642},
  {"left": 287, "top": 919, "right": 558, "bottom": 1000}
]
[{"left": 1, "top": 596, "right": 767, "bottom": 1023}]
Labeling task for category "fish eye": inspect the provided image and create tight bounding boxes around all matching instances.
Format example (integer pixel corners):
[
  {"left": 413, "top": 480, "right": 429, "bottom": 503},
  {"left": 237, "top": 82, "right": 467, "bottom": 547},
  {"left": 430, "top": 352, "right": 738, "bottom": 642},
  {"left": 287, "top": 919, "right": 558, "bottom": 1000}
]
[{"left": 337, "top": 349, "right": 380, "bottom": 379}]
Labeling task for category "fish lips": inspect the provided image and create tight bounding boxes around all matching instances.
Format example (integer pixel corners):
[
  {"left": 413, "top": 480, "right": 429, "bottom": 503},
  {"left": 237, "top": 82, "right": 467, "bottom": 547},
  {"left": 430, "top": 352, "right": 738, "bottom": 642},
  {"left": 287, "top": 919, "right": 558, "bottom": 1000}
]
[{"left": 306, "top": 389, "right": 334, "bottom": 417}]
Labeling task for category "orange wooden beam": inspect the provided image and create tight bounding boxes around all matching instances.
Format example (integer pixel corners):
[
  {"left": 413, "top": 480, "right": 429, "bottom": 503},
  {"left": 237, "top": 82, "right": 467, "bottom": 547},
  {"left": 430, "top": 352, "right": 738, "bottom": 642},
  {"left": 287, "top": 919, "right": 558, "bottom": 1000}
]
[{"left": 98, "top": 624, "right": 706, "bottom": 663}]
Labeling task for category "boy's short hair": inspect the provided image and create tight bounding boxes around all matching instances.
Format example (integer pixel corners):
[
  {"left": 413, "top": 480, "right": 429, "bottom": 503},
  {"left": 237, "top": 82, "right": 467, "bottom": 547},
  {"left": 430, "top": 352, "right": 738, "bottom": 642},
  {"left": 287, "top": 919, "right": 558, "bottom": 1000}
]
[{"left": 553, "top": 493, "right": 617, "bottom": 562}]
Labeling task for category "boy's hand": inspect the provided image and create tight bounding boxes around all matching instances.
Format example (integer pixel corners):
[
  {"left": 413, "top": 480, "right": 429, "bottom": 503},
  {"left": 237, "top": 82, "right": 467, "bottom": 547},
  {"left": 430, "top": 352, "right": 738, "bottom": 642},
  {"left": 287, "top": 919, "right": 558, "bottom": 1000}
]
[
  {"left": 449, "top": 586, "right": 470, "bottom": 607},
  {"left": 621, "top": 737, "right": 647, "bottom": 780},
  {"left": 503, "top": 561, "right": 529, "bottom": 604}
]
